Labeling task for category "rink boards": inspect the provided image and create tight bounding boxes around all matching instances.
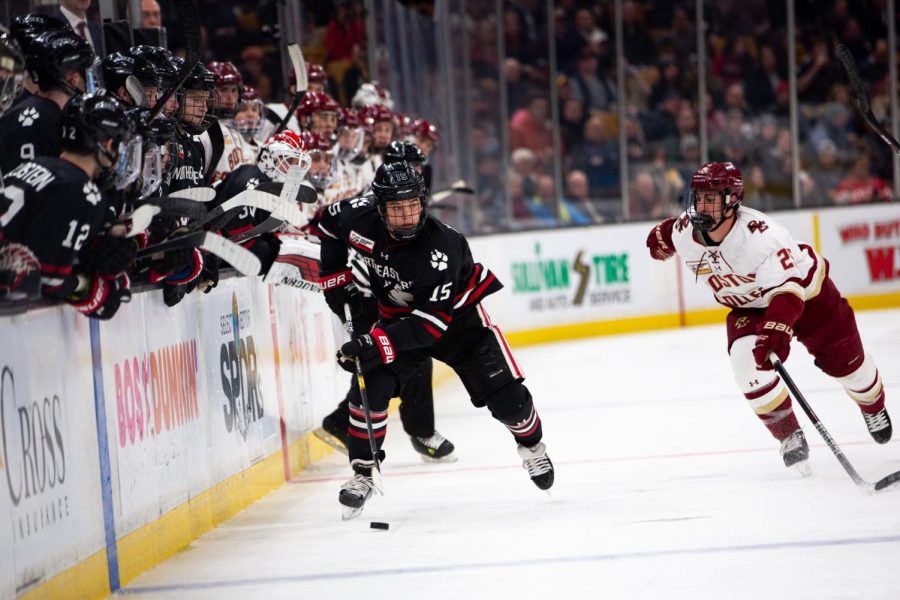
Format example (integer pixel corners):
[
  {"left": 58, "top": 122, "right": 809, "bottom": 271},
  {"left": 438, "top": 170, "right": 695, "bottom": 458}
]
[{"left": 1, "top": 203, "right": 899, "bottom": 599}]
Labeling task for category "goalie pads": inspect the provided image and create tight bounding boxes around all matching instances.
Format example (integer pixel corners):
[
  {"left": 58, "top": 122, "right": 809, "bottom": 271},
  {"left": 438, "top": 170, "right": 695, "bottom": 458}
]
[{"left": 262, "top": 233, "right": 322, "bottom": 292}]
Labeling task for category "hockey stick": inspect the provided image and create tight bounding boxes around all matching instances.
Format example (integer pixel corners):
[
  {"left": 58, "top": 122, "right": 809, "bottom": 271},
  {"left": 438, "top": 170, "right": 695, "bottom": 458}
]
[
  {"left": 169, "top": 187, "right": 216, "bottom": 202},
  {"left": 228, "top": 216, "right": 284, "bottom": 244},
  {"left": 153, "top": 196, "right": 209, "bottom": 220},
  {"left": 272, "top": 44, "right": 307, "bottom": 135},
  {"left": 144, "top": 0, "right": 202, "bottom": 123},
  {"left": 771, "top": 354, "right": 900, "bottom": 493},
  {"left": 344, "top": 302, "right": 384, "bottom": 494},
  {"left": 124, "top": 204, "right": 162, "bottom": 237},
  {"left": 136, "top": 231, "right": 261, "bottom": 276},
  {"left": 835, "top": 44, "right": 900, "bottom": 156},
  {"left": 126, "top": 75, "right": 149, "bottom": 108}
]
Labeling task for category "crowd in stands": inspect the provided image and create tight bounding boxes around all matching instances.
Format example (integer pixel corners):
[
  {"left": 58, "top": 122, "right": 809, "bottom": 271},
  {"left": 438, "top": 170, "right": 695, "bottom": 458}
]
[{"left": 466, "top": 0, "right": 898, "bottom": 230}]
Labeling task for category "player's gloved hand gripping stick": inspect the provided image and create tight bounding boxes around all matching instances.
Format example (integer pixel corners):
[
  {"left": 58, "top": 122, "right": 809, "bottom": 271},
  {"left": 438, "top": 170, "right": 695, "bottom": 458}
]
[{"left": 344, "top": 302, "right": 385, "bottom": 495}]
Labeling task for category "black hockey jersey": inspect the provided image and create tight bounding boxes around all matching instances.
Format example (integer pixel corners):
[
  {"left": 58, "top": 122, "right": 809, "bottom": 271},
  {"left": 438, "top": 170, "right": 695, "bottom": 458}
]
[
  {"left": 165, "top": 132, "right": 206, "bottom": 193},
  {"left": 317, "top": 197, "right": 502, "bottom": 351},
  {"left": 212, "top": 163, "right": 272, "bottom": 238},
  {"left": 0, "top": 94, "right": 63, "bottom": 174},
  {"left": 1, "top": 158, "right": 111, "bottom": 298}
]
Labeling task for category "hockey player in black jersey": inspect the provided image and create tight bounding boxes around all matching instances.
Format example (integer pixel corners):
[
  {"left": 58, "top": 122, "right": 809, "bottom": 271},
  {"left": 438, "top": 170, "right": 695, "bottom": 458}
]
[
  {"left": 0, "top": 28, "right": 94, "bottom": 174},
  {"left": 0, "top": 33, "right": 25, "bottom": 118},
  {"left": 1, "top": 93, "right": 139, "bottom": 318},
  {"left": 101, "top": 52, "right": 159, "bottom": 107},
  {"left": 7, "top": 14, "right": 72, "bottom": 108},
  {"left": 315, "top": 140, "right": 458, "bottom": 463},
  {"left": 317, "top": 161, "right": 554, "bottom": 517}
]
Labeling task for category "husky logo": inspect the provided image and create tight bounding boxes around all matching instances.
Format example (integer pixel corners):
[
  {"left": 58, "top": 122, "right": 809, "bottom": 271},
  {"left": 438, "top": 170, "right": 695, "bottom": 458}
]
[
  {"left": 386, "top": 283, "right": 415, "bottom": 307},
  {"left": 430, "top": 250, "right": 448, "bottom": 271},
  {"left": 349, "top": 230, "right": 375, "bottom": 253},
  {"left": 349, "top": 197, "right": 370, "bottom": 208}
]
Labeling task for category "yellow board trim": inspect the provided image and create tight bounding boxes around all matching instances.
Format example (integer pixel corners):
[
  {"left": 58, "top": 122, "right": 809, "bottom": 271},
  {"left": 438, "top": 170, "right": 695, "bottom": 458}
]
[{"left": 18, "top": 548, "right": 109, "bottom": 600}]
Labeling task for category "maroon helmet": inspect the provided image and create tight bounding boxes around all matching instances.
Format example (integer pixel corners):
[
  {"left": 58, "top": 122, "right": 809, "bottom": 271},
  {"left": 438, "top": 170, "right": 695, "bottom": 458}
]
[
  {"left": 240, "top": 84, "right": 259, "bottom": 102},
  {"left": 411, "top": 118, "right": 439, "bottom": 144},
  {"left": 686, "top": 161, "right": 744, "bottom": 232},
  {"left": 392, "top": 112, "right": 412, "bottom": 138},
  {"left": 361, "top": 103, "right": 393, "bottom": 124},
  {"left": 338, "top": 106, "right": 362, "bottom": 128},
  {"left": 207, "top": 61, "right": 243, "bottom": 118}
]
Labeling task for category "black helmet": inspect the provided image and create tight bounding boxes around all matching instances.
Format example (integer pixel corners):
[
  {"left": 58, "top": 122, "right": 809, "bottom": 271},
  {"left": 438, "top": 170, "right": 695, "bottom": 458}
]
[
  {"left": 10, "top": 14, "right": 71, "bottom": 55},
  {"left": 26, "top": 29, "right": 94, "bottom": 94},
  {"left": 127, "top": 107, "right": 176, "bottom": 148},
  {"left": 61, "top": 93, "right": 140, "bottom": 190},
  {"left": 128, "top": 45, "right": 177, "bottom": 88},
  {"left": 383, "top": 140, "right": 426, "bottom": 166},
  {"left": 0, "top": 33, "right": 25, "bottom": 114},
  {"left": 102, "top": 52, "right": 159, "bottom": 93},
  {"left": 371, "top": 160, "right": 429, "bottom": 240},
  {"left": 176, "top": 61, "right": 216, "bottom": 134}
]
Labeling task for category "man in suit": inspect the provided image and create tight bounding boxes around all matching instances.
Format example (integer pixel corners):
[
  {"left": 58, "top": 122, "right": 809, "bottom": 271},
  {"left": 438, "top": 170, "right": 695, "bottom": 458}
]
[{"left": 56, "top": 0, "right": 104, "bottom": 56}]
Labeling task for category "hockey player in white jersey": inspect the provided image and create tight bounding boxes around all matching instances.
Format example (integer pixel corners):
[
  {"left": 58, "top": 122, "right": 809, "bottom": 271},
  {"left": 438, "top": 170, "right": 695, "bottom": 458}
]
[
  {"left": 647, "top": 162, "right": 891, "bottom": 474},
  {"left": 200, "top": 61, "right": 255, "bottom": 184}
]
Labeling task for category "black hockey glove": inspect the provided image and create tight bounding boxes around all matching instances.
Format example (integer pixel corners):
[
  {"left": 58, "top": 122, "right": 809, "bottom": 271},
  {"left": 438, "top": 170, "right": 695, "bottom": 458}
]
[
  {"left": 319, "top": 269, "right": 362, "bottom": 320},
  {"left": 338, "top": 328, "right": 396, "bottom": 374},
  {"left": 69, "top": 273, "right": 132, "bottom": 320},
  {"left": 81, "top": 235, "right": 138, "bottom": 276},
  {"left": 162, "top": 282, "right": 187, "bottom": 307},
  {"left": 147, "top": 247, "right": 196, "bottom": 282},
  {"left": 198, "top": 253, "right": 220, "bottom": 294}
]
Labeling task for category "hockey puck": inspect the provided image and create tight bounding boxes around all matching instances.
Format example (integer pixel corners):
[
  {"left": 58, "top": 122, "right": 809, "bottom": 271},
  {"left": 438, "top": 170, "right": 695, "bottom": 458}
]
[{"left": 370, "top": 521, "right": 390, "bottom": 530}]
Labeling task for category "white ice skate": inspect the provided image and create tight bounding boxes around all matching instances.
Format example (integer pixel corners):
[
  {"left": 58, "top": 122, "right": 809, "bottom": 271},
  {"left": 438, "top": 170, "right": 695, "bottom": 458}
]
[
  {"left": 780, "top": 429, "right": 812, "bottom": 477},
  {"left": 339, "top": 473, "right": 376, "bottom": 520}
]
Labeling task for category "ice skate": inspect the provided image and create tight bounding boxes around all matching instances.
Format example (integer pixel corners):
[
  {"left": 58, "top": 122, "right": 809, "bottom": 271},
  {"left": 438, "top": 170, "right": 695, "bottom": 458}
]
[
  {"left": 780, "top": 429, "right": 811, "bottom": 477},
  {"left": 339, "top": 473, "right": 376, "bottom": 520},
  {"left": 313, "top": 413, "right": 350, "bottom": 455},
  {"left": 410, "top": 431, "right": 457, "bottom": 462},
  {"left": 862, "top": 407, "right": 892, "bottom": 444},
  {"left": 517, "top": 442, "right": 554, "bottom": 491}
]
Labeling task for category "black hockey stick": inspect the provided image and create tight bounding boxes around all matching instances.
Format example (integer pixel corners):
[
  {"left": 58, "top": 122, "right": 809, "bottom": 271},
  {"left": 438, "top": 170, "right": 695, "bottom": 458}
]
[
  {"left": 228, "top": 216, "right": 284, "bottom": 244},
  {"left": 144, "top": 0, "right": 202, "bottom": 123},
  {"left": 136, "top": 231, "right": 261, "bottom": 276},
  {"left": 344, "top": 302, "right": 384, "bottom": 494},
  {"left": 272, "top": 44, "right": 307, "bottom": 135},
  {"left": 771, "top": 354, "right": 900, "bottom": 492},
  {"left": 836, "top": 44, "right": 900, "bottom": 156}
]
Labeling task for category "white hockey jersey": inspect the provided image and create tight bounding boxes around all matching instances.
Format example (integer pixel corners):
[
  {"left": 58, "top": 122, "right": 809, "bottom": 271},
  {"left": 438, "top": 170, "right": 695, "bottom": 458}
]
[
  {"left": 199, "top": 120, "right": 256, "bottom": 184},
  {"left": 671, "top": 207, "right": 827, "bottom": 309}
]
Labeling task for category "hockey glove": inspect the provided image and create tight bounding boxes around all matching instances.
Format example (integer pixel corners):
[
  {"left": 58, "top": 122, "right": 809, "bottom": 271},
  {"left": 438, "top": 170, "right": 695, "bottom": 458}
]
[
  {"left": 319, "top": 269, "right": 362, "bottom": 320},
  {"left": 752, "top": 293, "right": 804, "bottom": 370},
  {"left": 198, "top": 253, "right": 219, "bottom": 294},
  {"left": 338, "top": 328, "right": 396, "bottom": 374},
  {"left": 753, "top": 324, "right": 793, "bottom": 370},
  {"left": 69, "top": 273, "right": 132, "bottom": 320},
  {"left": 149, "top": 248, "right": 203, "bottom": 285},
  {"left": 81, "top": 235, "right": 138, "bottom": 276},
  {"left": 646, "top": 218, "right": 677, "bottom": 261},
  {"left": 162, "top": 282, "right": 187, "bottom": 307}
]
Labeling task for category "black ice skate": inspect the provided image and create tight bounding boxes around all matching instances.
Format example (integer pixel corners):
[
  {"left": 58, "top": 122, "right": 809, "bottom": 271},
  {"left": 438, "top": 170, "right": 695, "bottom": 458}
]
[
  {"left": 410, "top": 432, "right": 457, "bottom": 462},
  {"left": 314, "top": 413, "right": 350, "bottom": 455},
  {"left": 517, "top": 442, "right": 554, "bottom": 490},
  {"left": 863, "top": 407, "right": 893, "bottom": 444},
  {"left": 780, "top": 429, "right": 811, "bottom": 477},
  {"left": 339, "top": 473, "right": 376, "bottom": 520}
]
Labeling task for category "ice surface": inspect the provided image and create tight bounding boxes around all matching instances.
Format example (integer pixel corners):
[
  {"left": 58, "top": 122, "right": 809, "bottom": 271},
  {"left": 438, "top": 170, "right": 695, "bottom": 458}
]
[{"left": 118, "top": 309, "right": 900, "bottom": 599}]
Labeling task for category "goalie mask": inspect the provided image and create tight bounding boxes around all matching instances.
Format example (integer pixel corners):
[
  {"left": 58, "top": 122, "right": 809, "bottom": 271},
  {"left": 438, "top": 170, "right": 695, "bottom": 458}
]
[
  {"left": 686, "top": 161, "right": 744, "bottom": 233},
  {"left": 371, "top": 160, "right": 428, "bottom": 241},
  {"left": 258, "top": 130, "right": 311, "bottom": 183}
]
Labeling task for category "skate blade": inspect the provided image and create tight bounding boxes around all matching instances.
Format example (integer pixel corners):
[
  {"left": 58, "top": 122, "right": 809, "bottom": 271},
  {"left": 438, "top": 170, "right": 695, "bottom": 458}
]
[
  {"left": 418, "top": 453, "right": 458, "bottom": 463},
  {"left": 792, "top": 460, "right": 813, "bottom": 478},
  {"left": 313, "top": 428, "right": 349, "bottom": 455},
  {"left": 342, "top": 505, "right": 365, "bottom": 521}
]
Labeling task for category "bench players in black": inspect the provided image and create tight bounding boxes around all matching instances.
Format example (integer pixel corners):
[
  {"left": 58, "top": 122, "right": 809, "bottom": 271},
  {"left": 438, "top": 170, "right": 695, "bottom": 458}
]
[
  {"left": 1, "top": 93, "right": 138, "bottom": 318},
  {"left": 0, "top": 28, "right": 94, "bottom": 174},
  {"left": 317, "top": 161, "right": 554, "bottom": 518}
]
